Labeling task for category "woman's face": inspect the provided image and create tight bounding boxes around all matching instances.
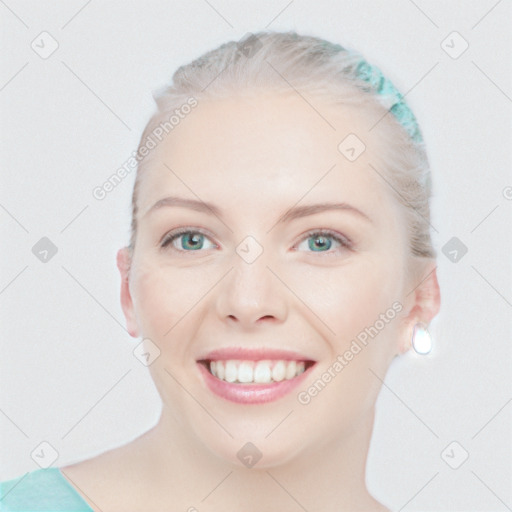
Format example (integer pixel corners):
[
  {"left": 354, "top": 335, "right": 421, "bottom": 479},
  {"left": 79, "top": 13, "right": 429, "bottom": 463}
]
[{"left": 119, "top": 90, "right": 421, "bottom": 467}]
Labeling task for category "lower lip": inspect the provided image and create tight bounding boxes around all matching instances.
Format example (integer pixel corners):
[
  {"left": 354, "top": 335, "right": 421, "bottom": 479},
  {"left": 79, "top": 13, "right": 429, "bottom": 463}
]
[{"left": 197, "top": 362, "right": 313, "bottom": 404}]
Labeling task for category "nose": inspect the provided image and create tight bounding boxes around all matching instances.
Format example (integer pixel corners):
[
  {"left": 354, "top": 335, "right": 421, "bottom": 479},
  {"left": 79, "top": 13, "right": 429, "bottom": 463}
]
[{"left": 215, "top": 252, "right": 288, "bottom": 330}]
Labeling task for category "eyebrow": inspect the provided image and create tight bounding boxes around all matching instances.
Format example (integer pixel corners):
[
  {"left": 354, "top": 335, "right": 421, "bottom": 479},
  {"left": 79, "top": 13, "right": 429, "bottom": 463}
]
[{"left": 145, "top": 196, "right": 372, "bottom": 224}]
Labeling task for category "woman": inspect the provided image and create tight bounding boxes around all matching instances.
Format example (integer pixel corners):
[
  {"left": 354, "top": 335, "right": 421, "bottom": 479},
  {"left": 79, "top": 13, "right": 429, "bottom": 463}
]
[{"left": 0, "top": 31, "right": 440, "bottom": 511}]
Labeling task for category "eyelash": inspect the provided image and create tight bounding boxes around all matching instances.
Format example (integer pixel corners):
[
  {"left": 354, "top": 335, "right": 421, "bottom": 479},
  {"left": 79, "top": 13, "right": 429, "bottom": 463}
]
[
  {"left": 160, "top": 227, "right": 353, "bottom": 255},
  {"left": 294, "top": 228, "right": 353, "bottom": 255}
]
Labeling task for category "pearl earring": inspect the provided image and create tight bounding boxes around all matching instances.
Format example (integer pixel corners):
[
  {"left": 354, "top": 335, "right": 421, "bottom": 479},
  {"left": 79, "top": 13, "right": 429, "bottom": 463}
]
[{"left": 411, "top": 322, "right": 432, "bottom": 355}]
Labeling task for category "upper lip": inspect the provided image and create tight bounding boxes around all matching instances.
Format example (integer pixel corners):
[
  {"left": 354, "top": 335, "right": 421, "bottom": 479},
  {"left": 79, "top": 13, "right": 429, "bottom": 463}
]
[{"left": 197, "top": 347, "right": 316, "bottom": 362}]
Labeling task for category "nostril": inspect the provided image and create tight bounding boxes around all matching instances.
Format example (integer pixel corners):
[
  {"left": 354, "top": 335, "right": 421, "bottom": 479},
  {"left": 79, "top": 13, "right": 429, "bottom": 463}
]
[{"left": 257, "top": 315, "right": 276, "bottom": 323}]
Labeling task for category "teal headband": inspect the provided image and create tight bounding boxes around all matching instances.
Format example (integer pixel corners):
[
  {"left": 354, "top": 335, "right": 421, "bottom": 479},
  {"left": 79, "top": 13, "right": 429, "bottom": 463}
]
[
  {"left": 354, "top": 59, "right": 423, "bottom": 143},
  {"left": 322, "top": 42, "right": 423, "bottom": 144}
]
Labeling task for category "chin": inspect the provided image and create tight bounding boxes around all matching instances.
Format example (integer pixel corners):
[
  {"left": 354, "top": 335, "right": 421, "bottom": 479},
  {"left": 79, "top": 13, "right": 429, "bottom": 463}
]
[{"left": 202, "top": 433, "right": 307, "bottom": 470}]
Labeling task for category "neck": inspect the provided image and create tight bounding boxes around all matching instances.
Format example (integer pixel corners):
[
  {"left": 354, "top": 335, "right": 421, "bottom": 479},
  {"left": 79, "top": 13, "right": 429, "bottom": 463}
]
[{"left": 136, "top": 404, "right": 388, "bottom": 511}]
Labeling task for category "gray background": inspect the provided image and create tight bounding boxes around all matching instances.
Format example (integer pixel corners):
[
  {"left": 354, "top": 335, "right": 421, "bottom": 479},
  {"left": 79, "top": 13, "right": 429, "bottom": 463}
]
[{"left": 1, "top": 1, "right": 511, "bottom": 510}]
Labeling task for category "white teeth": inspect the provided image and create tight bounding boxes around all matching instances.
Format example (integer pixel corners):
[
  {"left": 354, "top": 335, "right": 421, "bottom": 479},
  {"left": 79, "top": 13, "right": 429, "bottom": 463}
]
[
  {"left": 285, "top": 361, "right": 297, "bottom": 380},
  {"left": 254, "top": 360, "right": 272, "bottom": 383},
  {"left": 271, "top": 361, "right": 286, "bottom": 382},
  {"left": 225, "top": 361, "right": 237, "bottom": 383},
  {"left": 207, "top": 359, "right": 309, "bottom": 384},
  {"left": 238, "top": 362, "right": 254, "bottom": 383},
  {"left": 216, "top": 361, "right": 225, "bottom": 380}
]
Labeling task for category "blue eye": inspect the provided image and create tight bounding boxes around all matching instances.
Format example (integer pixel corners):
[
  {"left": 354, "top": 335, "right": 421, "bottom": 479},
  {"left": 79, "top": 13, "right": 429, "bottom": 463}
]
[
  {"left": 296, "top": 230, "right": 351, "bottom": 254},
  {"left": 160, "top": 228, "right": 351, "bottom": 255},
  {"left": 161, "top": 229, "right": 216, "bottom": 251}
]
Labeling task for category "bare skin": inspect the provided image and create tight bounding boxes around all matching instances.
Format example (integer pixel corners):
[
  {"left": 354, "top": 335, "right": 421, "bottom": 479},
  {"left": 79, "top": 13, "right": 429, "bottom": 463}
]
[
  {"left": 61, "top": 409, "right": 389, "bottom": 511},
  {"left": 60, "top": 90, "right": 439, "bottom": 511}
]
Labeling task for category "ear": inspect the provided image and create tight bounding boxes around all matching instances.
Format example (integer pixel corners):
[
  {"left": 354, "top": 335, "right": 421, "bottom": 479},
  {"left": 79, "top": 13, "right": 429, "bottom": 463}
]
[
  {"left": 398, "top": 260, "right": 441, "bottom": 354},
  {"left": 116, "top": 247, "right": 139, "bottom": 338}
]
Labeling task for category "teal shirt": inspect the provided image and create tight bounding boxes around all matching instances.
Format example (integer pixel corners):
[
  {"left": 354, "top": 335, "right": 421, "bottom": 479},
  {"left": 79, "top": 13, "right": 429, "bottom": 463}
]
[{"left": 0, "top": 468, "right": 93, "bottom": 511}]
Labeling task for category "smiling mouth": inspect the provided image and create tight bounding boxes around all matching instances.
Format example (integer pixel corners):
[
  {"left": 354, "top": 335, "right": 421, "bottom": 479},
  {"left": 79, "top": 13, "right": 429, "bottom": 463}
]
[{"left": 198, "top": 359, "right": 316, "bottom": 384}]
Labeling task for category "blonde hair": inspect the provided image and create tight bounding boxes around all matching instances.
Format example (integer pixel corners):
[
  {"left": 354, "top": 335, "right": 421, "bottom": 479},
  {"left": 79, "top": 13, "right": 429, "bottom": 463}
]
[{"left": 130, "top": 30, "right": 435, "bottom": 259}]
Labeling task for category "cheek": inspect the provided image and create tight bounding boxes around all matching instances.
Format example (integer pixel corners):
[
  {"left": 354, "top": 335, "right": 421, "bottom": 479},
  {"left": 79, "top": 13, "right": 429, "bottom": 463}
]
[
  {"left": 131, "top": 261, "right": 180, "bottom": 338},
  {"left": 130, "top": 259, "right": 215, "bottom": 339},
  {"left": 290, "top": 257, "right": 402, "bottom": 341},
  {"left": 293, "top": 261, "right": 403, "bottom": 436}
]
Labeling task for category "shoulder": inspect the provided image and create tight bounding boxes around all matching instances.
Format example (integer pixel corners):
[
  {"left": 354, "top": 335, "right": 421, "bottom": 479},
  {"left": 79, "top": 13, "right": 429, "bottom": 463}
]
[
  {"left": 58, "top": 445, "right": 151, "bottom": 510},
  {"left": 0, "top": 467, "right": 93, "bottom": 511}
]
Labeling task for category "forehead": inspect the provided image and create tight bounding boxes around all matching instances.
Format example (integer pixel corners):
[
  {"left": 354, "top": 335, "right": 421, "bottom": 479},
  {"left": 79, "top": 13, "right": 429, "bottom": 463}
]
[{"left": 137, "top": 91, "right": 395, "bottom": 220}]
